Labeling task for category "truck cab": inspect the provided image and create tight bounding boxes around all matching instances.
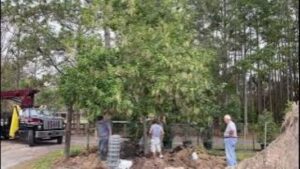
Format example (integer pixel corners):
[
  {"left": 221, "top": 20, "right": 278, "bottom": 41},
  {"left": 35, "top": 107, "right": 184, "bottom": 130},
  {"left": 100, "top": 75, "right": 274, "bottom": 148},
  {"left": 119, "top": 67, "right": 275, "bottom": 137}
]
[{"left": 19, "top": 107, "right": 65, "bottom": 145}]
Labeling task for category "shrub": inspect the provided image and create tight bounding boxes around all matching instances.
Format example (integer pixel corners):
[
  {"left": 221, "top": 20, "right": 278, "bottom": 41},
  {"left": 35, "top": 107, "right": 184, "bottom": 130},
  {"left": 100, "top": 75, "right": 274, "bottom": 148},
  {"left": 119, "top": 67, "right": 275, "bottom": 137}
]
[{"left": 255, "top": 110, "right": 280, "bottom": 144}]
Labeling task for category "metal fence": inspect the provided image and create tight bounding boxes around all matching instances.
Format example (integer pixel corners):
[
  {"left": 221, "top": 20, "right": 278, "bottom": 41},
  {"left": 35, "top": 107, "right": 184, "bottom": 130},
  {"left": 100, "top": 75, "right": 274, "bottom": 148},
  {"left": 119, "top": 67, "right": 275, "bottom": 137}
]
[
  {"left": 74, "top": 121, "right": 265, "bottom": 151},
  {"left": 213, "top": 123, "right": 260, "bottom": 150}
]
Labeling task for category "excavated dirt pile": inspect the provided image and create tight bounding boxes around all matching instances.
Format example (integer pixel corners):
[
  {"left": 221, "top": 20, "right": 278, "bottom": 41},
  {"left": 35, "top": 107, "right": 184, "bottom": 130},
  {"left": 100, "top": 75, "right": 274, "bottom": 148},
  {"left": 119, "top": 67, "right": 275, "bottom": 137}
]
[
  {"left": 131, "top": 146, "right": 226, "bottom": 169},
  {"left": 54, "top": 147, "right": 106, "bottom": 169},
  {"left": 54, "top": 144, "right": 226, "bottom": 169},
  {"left": 236, "top": 103, "right": 299, "bottom": 169}
]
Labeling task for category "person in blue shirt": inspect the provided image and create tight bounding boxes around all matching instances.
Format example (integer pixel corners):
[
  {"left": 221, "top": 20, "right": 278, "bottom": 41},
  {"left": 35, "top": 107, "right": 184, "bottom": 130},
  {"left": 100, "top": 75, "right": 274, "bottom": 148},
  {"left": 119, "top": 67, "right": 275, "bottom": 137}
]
[{"left": 96, "top": 114, "right": 112, "bottom": 160}]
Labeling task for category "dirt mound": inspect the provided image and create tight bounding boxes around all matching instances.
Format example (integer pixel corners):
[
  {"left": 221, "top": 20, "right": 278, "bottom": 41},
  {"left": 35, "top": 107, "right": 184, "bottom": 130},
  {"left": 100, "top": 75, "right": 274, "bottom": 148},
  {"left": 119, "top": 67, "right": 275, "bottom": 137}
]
[
  {"left": 54, "top": 147, "right": 106, "bottom": 169},
  {"left": 236, "top": 103, "right": 299, "bottom": 169},
  {"left": 54, "top": 145, "right": 225, "bottom": 169},
  {"left": 131, "top": 146, "right": 226, "bottom": 169}
]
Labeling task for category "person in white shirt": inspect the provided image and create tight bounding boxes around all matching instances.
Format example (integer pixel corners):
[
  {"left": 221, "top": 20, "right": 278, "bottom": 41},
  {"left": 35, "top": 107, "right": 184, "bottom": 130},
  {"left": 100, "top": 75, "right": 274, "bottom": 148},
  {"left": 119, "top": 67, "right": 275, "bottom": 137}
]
[
  {"left": 149, "top": 119, "right": 164, "bottom": 158},
  {"left": 224, "top": 114, "right": 238, "bottom": 167}
]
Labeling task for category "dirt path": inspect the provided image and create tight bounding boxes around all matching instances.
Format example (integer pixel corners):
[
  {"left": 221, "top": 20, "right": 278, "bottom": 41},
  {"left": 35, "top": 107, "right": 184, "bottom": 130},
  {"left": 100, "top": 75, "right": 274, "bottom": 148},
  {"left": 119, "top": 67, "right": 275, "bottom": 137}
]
[{"left": 1, "top": 135, "right": 97, "bottom": 169}]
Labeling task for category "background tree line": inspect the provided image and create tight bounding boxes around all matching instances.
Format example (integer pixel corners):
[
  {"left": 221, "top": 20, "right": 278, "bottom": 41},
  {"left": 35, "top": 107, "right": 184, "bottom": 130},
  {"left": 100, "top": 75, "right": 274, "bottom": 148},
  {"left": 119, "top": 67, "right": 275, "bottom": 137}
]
[{"left": 1, "top": 0, "right": 298, "bottom": 157}]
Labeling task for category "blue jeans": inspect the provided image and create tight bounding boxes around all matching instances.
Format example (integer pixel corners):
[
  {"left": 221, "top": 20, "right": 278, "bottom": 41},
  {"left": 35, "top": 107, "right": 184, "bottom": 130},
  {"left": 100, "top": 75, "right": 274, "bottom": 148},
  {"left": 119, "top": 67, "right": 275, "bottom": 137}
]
[
  {"left": 224, "top": 138, "right": 237, "bottom": 166},
  {"left": 99, "top": 138, "right": 109, "bottom": 160}
]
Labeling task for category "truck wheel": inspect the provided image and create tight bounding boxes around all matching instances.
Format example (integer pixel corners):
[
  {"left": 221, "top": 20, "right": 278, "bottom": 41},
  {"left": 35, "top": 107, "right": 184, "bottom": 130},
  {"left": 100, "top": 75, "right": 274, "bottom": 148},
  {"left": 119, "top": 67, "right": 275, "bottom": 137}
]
[
  {"left": 2, "top": 133, "right": 9, "bottom": 140},
  {"left": 57, "top": 136, "right": 63, "bottom": 144},
  {"left": 28, "top": 130, "right": 35, "bottom": 147},
  {"left": 3, "top": 135, "right": 9, "bottom": 140}
]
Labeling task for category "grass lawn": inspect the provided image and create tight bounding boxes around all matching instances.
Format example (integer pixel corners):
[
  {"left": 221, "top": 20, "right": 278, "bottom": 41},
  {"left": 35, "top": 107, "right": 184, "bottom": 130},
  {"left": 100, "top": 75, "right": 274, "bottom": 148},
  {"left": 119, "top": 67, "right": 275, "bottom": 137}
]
[
  {"left": 12, "top": 146, "right": 84, "bottom": 169},
  {"left": 208, "top": 149, "right": 257, "bottom": 161}
]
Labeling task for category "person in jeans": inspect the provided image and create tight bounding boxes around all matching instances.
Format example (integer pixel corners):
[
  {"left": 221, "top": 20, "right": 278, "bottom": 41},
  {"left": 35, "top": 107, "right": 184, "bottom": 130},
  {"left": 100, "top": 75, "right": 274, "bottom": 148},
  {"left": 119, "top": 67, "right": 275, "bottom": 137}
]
[
  {"left": 96, "top": 114, "right": 112, "bottom": 160},
  {"left": 149, "top": 119, "right": 164, "bottom": 158},
  {"left": 224, "top": 114, "right": 238, "bottom": 168}
]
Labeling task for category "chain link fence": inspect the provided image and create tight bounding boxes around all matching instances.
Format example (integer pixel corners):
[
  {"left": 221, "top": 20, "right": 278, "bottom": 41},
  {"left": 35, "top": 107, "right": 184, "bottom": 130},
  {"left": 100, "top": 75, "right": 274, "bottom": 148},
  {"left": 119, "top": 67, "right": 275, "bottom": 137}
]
[{"left": 80, "top": 120, "right": 268, "bottom": 151}]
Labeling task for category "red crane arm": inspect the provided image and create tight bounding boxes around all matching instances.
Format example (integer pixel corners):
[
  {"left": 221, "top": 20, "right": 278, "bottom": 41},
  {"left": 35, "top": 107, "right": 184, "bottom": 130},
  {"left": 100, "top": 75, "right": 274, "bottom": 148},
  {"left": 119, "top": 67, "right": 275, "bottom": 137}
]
[{"left": 0, "top": 89, "right": 39, "bottom": 108}]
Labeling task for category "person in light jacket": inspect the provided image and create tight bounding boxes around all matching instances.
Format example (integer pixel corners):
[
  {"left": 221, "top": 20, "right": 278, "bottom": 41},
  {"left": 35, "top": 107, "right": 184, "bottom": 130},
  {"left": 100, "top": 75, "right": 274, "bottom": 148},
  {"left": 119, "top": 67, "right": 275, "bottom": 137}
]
[
  {"left": 224, "top": 114, "right": 238, "bottom": 168},
  {"left": 149, "top": 119, "right": 164, "bottom": 158}
]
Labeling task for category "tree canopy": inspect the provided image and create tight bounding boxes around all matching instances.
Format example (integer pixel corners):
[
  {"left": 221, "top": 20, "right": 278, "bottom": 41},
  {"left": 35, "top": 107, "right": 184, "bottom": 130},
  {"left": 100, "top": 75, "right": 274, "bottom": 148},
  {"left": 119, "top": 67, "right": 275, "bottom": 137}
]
[
  {"left": 59, "top": 0, "right": 221, "bottom": 126},
  {"left": 1, "top": 0, "right": 298, "bottom": 127}
]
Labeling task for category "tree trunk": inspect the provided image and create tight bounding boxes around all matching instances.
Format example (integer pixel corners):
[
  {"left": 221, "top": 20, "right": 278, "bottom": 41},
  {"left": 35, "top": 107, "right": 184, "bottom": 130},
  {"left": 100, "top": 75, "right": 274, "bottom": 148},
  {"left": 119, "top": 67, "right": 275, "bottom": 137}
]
[
  {"left": 279, "top": 54, "right": 284, "bottom": 121},
  {"left": 104, "top": 27, "right": 111, "bottom": 48},
  {"left": 244, "top": 72, "right": 248, "bottom": 147},
  {"left": 234, "top": 48, "right": 239, "bottom": 95},
  {"left": 76, "top": 112, "right": 80, "bottom": 134},
  {"left": 86, "top": 122, "right": 90, "bottom": 151},
  {"left": 16, "top": 61, "right": 21, "bottom": 89},
  {"left": 242, "top": 43, "right": 248, "bottom": 148},
  {"left": 250, "top": 71, "right": 255, "bottom": 121},
  {"left": 269, "top": 72, "right": 273, "bottom": 112},
  {"left": 16, "top": 30, "right": 21, "bottom": 89},
  {"left": 143, "top": 116, "right": 148, "bottom": 155},
  {"left": 64, "top": 104, "right": 74, "bottom": 158},
  {"left": 257, "top": 73, "right": 263, "bottom": 115},
  {"left": 252, "top": 132, "right": 255, "bottom": 151}
]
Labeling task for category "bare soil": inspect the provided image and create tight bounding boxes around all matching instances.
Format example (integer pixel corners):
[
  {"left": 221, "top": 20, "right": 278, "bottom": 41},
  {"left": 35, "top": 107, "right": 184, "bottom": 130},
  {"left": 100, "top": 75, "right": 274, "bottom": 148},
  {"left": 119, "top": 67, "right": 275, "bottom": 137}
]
[
  {"left": 54, "top": 147, "right": 106, "bottom": 169},
  {"left": 130, "top": 146, "right": 226, "bottom": 169},
  {"left": 54, "top": 144, "right": 226, "bottom": 169}
]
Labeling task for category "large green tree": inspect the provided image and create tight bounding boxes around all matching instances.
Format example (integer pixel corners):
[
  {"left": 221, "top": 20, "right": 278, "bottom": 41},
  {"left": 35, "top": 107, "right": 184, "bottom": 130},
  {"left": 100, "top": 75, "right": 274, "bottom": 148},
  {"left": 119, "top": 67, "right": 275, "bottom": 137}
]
[{"left": 59, "top": 0, "right": 221, "bottom": 154}]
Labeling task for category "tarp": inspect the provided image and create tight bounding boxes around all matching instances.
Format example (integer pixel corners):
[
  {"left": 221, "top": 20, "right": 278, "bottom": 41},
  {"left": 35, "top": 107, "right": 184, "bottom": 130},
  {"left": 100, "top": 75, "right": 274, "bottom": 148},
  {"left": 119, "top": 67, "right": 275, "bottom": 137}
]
[
  {"left": 9, "top": 105, "right": 20, "bottom": 138},
  {"left": 118, "top": 159, "right": 133, "bottom": 169}
]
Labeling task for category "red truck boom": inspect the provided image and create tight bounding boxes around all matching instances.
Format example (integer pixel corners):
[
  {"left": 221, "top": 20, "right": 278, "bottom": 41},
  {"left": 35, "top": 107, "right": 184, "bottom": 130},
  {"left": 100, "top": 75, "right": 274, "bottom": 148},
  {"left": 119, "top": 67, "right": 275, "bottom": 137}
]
[{"left": 0, "top": 89, "right": 39, "bottom": 108}]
